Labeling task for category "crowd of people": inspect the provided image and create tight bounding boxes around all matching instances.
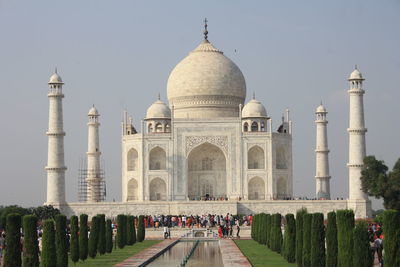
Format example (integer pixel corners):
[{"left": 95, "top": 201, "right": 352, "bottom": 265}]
[{"left": 369, "top": 223, "right": 384, "bottom": 266}]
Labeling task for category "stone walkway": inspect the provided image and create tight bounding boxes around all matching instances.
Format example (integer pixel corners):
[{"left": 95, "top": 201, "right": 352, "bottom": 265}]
[
  {"left": 113, "top": 239, "right": 178, "bottom": 267},
  {"left": 219, "top": 239, "right": 252, "bottom": 267}
]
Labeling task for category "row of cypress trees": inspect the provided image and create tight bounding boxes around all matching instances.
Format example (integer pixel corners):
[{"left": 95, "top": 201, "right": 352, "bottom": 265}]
[{"left": 2, "top": 213, "right": 146, "bottom": 267}]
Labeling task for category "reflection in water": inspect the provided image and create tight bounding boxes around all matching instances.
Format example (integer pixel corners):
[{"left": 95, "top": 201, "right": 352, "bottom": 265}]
[{"left": 147, "top": 241, "right": 223, "bottom": 267}]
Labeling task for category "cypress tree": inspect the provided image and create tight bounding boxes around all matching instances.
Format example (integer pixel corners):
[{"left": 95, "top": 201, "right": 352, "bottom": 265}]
[
  {"left": 4, "top": 213, "right": 21, "bottom": 267},
  {"left": 296, "top": 208, "right": 307, "bottom": 267},
  {"left": 79, "top": 214, "right": 89, "bottom": 261},
  {"left": 116, "top": 214, "right": 126, "bottom": 248},
  {"left": 266, "top": 214, "right": 271, "bottom": 247},
  {"left": 336, "top": 210, "right": 354, "bottom": 267},
  {"left": 97, "top": 214, "right": 106, "bottom": 255},
  {"left": 310, "top": 213, "right": 325, "bottom": 267},
  {"left": 271, "top": 213, "right": 282, "bottom": 253},
  {"left": 302, "top": 213, "right": 312, "bottom": 267},
  {"left": 88, "top": 216, "right": 99, "bottom": 258},
  {"left": 55, "top": 215, "right": 68, "bottom": 267},
  {"left": 285, "top": 214, "right": 296, "bottom": 263},
  {"left": 132, "top": 216, "right": 137, "bottom": 244},
  {"left": 22, "top": 215, "right": 39, "bottom": 267},
  {"left": 126, "top": 216, "right": 134, "bottom": 245},
  {"left": 270, "top": 214, "right": 276, "bottom": 250},
  {"left": 251, "top": 214, "right": 255, "bottom": 240},
  {"left": 383, "top": 210, "right": 400, "bottom": 267},
  {"left": 41, "top": 219, "right": 56, "bottom": 267},
  {"left": 326, "top": 212, "right": 338, "bottom": 267},
  {"left": 353, "top": 221, "right": 373, "bottom": 267},
  {"left": 137, "top": 215, "right": 145, "bottom": 242},
  {"left": 70, "top": 216, "right": 79, "bottom": 264},
  {"left": 105, "top": 219, "right": 113, "bottom": 253}
]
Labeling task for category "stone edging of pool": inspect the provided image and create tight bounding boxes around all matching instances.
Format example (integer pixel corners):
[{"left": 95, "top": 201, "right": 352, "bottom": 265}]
[{"left": 220, "top": 239, "right": 252, "bottom": 267}]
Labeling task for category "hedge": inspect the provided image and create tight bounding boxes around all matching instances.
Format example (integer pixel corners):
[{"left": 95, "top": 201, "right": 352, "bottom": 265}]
[
  {"left": 266, "top": 214, "right": 271, "bottom": 248},
  {"left": 4, "top": 213, "right": 22, "bottom": 267},
  {"left": 302, "top": 213, "right": 312, "bottom": 267},
  {"left": 137, "top": 215, "right": 145, "bottom": 242},
  {"left": 22, "top": 215, "right": 39, "bottom": 267},
  {"left": 336, "top": 210, "right": 354, "bottom": 267},
  {"left": 310, "top": 213, "right": 325, "bottom": 267},
  {"left": 116, "top": 214, "right": 126, "bottom": 248},
  {"left": 326, "top": 212, "right": 337, "bottom": 267},
  {"left": 79, "top": 214, "right": 89, "bottom": 261},
  {"left": 41, "top": 219, "right": 56, "bottom": 267},
  {"left": 70, "top": 216, "right": 79, "bottom": 264},
  {"left": 270, "top": 213, "right": 282, "bottom": 253},
  {"left": 296, "top": 208, "right": 307, "bottom": 267},
  {"left": 284, "top": 214, "right": 296, "bottom": 263},
  {"left": 353, "top": 221, "right": 373, "bottom": 267},
  {"left": 55, "top": 215, "right": 68, "bottom": 267},
  {"left": 126, "top": 215, "right": 134, "bottom": 245},
  {"left": 383, "top": 210, "right": 400, "bottom": 267}
]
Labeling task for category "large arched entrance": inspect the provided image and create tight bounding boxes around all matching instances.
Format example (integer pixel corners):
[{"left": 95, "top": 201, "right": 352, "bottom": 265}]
[{"left": 187, "top": 143, "right": 226, "bottom": 200}]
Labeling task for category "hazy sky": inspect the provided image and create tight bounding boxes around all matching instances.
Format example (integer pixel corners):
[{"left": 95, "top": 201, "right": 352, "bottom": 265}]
[{"left": 0, "top": 1, "right": 399, "bottom": 210}]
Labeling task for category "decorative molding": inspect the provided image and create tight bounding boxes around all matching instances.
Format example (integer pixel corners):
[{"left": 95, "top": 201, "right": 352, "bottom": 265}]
[{"left": 185, "top": 135, "right": 228, "bottom": 156}]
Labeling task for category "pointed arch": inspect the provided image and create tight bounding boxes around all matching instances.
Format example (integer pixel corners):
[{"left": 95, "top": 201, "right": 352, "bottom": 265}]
[
  {"left": 155, "top": 122, "right": 163, "bottom": 132},
  {"left": 149, "top": 146, "right": 166, "bottom": 170},
  {"left": 127, "top": 148, "right": 138, "bottom": 171},
  {"left": 149, "top": 177, "right": 166, "bottom": 201},
  {"left": 243, "top": 122, "right": 249, "bottom": 132},
  {"left": 277, "top": 176, "right": 286, "bottom": 199},
  {"left": 276, "top": 146, "right": 287, "bottom": 169},
  {"left": 248, "top": 145, "right": 265, "bottom": 169},
  {"left": 248, "top": 176, "right": 265, "bottom": 200},
  {"left": 127, "top": 178, "right": 138, "bottom": 201},
  {"left": 251, "top": 121, "right": 258, "bottom": 132}
]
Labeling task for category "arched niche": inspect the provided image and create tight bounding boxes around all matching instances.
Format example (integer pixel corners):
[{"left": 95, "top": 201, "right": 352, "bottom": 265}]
[
  {"left": 248, "top": 176, "right": 265, "bottom": 200},
  {"left": 248, "top": 145, "right": 265, "bottom": 169},
  {"left": 149, "top": 146, "right": 166, "bottom": 170},
  {"left": 187, "top": 143, "right": 226, "bottom": 200},
  {"left": 243, "top": 122, "right": 249, "bottom": 132},
  {"left": 149, "top": 177, "right": 166, "bottom": 201},
  {"left": 127, "top": 178, "right": 138, "bottom": 201},
  {"left": 127, "top": 148, "right": 138, "bottom": 171},
  {"left": 277, "top": 176, "right": 286, "bottom": 199},
  {"left": 276, "top": 146, "right": 287, "bottom": 169}
]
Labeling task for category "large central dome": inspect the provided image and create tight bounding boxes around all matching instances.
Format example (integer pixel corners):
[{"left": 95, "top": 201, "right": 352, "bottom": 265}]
[{"left": 167, "top": 38, "right": 246, "bottom": 118}]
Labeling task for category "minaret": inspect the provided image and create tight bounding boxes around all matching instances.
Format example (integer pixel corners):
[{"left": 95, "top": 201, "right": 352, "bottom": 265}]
[
  {"left": 45, "top": 69, "right": 67, "bottom": 205},
  {"left": 348, "top": 67, "right": 368, "bottom": 200},
  {"left": 315, "top": 103, "right": 331, "bottom": 199},
  {"left": 86, "top": 105, "right": 102, "bottom": 202}
]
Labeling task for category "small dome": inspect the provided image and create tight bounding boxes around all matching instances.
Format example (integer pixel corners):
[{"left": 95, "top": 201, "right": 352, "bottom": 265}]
[
  {"left": 242, "top": 99, "right": 267, "bottom": 118},
  {"left": 348, "top": 68, "right": 364, "bottom": 80},
  {"left": 88, "top": 106, "right": 99, "bottom": 116},
  {"left": 48, "top": 72, "right": 63, "bottom": 84},
  {"left": 146, "top": 100, "right": 171, "bottom": 119},
  {"left": 316, "top": 104, "right": 327, "bottom": 113}
]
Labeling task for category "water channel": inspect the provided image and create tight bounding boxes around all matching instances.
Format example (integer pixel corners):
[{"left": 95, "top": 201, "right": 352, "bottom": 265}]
[{"left": 147, "top": 240, "right": 223, "bottom": 267}]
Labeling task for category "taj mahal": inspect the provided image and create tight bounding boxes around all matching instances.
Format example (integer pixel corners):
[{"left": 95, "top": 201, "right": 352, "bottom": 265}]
[{"left": 44, "top": 22, "right": 371, "bottom": 218}]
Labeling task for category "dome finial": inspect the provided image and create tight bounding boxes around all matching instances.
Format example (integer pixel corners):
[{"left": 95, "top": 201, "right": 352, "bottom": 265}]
[
  {"left": 253, "top": 92, "right": 255, "bottom": 100},
  {"left": 157, "top": 92, "right": 160, "bottom": 100},
  {"left": 203, "top": 18, "right": 208, "bottom": 40},
  {"left": 55, "top": 67, "right": 58, "bottom": 74},
  {"left": 355, "top": 64, "right": 358, "bottom": 70}
]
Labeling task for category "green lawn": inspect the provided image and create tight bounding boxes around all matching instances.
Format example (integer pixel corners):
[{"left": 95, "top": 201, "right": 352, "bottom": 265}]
[
  {"left": 234, "top": 240, "right": 296, "bottom": 267},
  {"left": 68, "top": 240, "right": 161, "bottom": 267}
]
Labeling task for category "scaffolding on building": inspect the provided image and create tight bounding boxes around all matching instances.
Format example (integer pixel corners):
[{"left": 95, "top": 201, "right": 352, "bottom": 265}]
[{"left": 78, "top": 158, "right": 106, "bottom": 202}]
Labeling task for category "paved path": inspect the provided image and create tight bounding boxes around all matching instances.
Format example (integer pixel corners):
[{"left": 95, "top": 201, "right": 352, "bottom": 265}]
[
  {"left": 220, "top": 239, "right": 252, "bottom": 267},
  {"left": 113, "top": 239, "right": 178, "bottom": 267}
]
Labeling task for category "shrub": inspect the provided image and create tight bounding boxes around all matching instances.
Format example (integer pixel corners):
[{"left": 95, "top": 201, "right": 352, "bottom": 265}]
[
  {"left": 132, "top": 217, "right": 137, "bottom": 244},
  {"left": 22, "top": 215, "right": 39, "bottom": 267},
  {"left": 270, "top": 213, "right": 282, "bottom": 253},
  {"left": 126, "top": 215, "right": 134, "bottom": 245},
  {"left": 105, "top": 219, "right": 113, "bottom": 253},
  {"left": 383, "top": 210, "right": 400, "bottom": 267},
  {"left": 79, "top": 214, "right": 89, "bottom": 261},
  {"left": 353, "top": 221, "right": 373, "bottom": 267},
  {"left": 70, "top": 216, "right": 79, "bottom": 264},
  {"left": 336, "top": 210, "right": 354, "bottom": 267},
  {"left": 137, "top": 215, "right": 145, "bottom": 242},
  {"left": 326, "top": 212, "right": 338, "bottom": 267},
  {"left": 296, "top": 208, "right": 307, "bottom": 266},
  {"left": 266, "top": 214, "right": 271, "bottom": 248},
  {"left": 310, "top": 213, "right": 325, "bottom": 267},
  {"left": 302, "top": 213, "right": 312, "bottom": 267},
  {"left": 41, "top": 219, "right": 56, "bottom": 267},
  {"left": 97, "top": 214, "right": 106, "bottom": 255},
  {"left": 55, "top": 215, "right": 68, "bottom": 267},
  {"left": 4, "top": 213, "right": 22, "bottom": 267},
  {"left": 251, "top": 214, "right": 255, "bottom": 240},
  {"left": 88, "top": 216, "right": 99, "bottom": 258},
  {"left": 116, "top": 214, "right": 126, "bottom": 248},
  {"left": 285, "top": 214, "right": 296, "bottom": 263}
]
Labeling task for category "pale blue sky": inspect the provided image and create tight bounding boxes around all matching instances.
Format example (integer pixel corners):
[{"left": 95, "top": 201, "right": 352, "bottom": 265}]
[{"left": 0, "top": 1, "right": 399, "bottom": 210}]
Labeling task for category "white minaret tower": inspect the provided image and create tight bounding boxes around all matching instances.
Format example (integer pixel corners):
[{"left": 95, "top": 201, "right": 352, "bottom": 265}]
[
  {"left": 86, "top": 105, "right": 102, "bottom": 202},
  {"left": 348, "top": 67, "right": 368, "bottom": 200},
  {"left": 45, "top": 69, "right": 67, "bottom": 205},
  {"left": 315, "top": 103, "right": 331, "bottom": 199}
]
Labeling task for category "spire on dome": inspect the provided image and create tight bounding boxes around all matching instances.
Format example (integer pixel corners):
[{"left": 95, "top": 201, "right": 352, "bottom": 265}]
[
  {"left": 253, "top": 92, "right": 256, "bottom": 100},
  {"left": 157, "top": 92, "right": 161, "bottom": 100},
  {"left": 203, "top": 18, "right": 208, "bottom": 40}
]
